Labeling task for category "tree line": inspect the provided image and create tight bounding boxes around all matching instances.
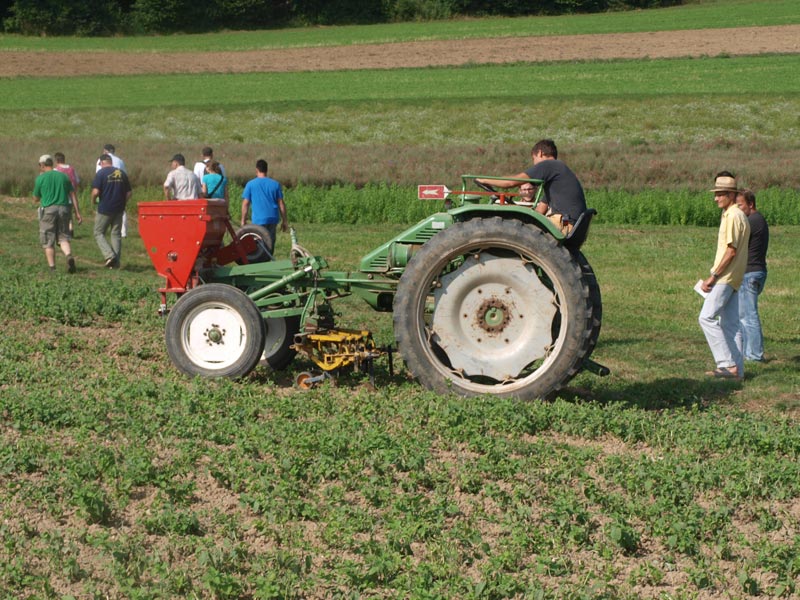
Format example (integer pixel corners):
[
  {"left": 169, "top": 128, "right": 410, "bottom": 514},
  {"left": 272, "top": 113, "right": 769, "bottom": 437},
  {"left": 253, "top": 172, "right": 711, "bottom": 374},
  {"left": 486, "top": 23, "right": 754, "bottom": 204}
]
[{"left": 2, "top": 0, "right": 682, "bottom": 36}]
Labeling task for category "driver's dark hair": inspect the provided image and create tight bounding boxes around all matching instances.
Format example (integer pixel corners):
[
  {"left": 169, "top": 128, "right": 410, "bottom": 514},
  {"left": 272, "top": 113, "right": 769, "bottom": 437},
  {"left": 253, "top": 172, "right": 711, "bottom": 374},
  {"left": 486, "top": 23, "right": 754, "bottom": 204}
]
[
  {"left": 256, "top": 159, "right": 268, "bottom": 174},
  {"left": 532, "top": 139, "right": 558, "bottom": 159}
]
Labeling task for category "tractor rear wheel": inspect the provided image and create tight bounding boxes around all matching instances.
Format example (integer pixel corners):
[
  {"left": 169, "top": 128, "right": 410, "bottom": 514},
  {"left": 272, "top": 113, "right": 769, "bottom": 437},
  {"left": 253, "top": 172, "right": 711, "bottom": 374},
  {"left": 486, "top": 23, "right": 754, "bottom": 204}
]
[
  {"left": 572, "top": 249, "right": 602, "bottom": 360},
  {"left": 393, "top": 217, "right": 593, "bottom": 400},
  {"left": 166, "top": 283, "right": 266, "bottom": 378}
]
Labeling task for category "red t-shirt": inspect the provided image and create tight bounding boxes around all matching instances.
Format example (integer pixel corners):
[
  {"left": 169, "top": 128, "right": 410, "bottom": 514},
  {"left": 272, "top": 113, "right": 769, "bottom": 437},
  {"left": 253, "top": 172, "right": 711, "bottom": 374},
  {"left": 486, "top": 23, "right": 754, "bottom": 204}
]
[{"left": 55, "top": 164, "right": 79, "bottom": 190}]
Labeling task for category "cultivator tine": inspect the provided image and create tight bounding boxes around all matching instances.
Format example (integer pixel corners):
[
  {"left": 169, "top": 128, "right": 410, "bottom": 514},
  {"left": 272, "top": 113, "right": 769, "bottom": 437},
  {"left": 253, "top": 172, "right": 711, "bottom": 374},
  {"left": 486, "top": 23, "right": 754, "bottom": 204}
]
[{"left": 385, "top": 345, "right": 394, "bottom": 377}]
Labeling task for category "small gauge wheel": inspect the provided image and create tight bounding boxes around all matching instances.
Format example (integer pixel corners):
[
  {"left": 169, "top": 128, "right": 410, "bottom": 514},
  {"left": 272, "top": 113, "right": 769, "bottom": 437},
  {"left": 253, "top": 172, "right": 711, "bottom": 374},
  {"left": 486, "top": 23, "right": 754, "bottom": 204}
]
[{"left": 296, "top": 371, "right": 315, "bottom": 389}]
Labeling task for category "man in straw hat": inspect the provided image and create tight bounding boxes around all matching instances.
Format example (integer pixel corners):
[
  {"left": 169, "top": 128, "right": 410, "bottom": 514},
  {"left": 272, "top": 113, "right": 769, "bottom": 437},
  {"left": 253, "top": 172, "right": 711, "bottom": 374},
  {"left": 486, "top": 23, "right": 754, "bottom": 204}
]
[{"left": 698, "top": 171, "right": 750, "bottom": 380}]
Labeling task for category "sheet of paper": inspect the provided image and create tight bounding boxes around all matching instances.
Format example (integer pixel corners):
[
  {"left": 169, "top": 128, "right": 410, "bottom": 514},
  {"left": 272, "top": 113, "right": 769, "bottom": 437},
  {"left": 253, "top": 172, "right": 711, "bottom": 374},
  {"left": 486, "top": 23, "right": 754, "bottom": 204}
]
[{"left": 694, "top": 279, "right": 708, "bottom": 298}]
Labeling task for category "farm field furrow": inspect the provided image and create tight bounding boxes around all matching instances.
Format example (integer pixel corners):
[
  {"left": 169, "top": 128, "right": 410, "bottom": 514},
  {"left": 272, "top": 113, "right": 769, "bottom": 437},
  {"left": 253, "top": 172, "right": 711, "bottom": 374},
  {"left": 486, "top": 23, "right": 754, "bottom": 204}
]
[{"left": 2, "top": 24, "right": 800, "bottom": 78}]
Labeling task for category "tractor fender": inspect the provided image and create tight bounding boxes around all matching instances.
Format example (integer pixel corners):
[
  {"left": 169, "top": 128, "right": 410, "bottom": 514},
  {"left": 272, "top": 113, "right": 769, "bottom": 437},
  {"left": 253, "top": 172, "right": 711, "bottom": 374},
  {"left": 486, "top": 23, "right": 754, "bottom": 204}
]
[
  {"left": 447, "top": 204, "right": 564, "bottom": 239},
  {"left": 358, "top": 205, "right": 564, "bottom": 276}
]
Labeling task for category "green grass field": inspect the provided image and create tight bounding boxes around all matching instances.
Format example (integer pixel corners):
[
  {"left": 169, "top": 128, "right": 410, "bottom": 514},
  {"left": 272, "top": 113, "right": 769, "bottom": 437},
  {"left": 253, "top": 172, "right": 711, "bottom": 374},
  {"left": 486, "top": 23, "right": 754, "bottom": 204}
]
[
  {"left": 2, "top": 2, "right": 800, "bottom": 597},
  {"left": 4, "top": 55, "right": 800, "bottom": 111},
  {"left": 2, "top": 55, "right": 800, "bottom": 195}
]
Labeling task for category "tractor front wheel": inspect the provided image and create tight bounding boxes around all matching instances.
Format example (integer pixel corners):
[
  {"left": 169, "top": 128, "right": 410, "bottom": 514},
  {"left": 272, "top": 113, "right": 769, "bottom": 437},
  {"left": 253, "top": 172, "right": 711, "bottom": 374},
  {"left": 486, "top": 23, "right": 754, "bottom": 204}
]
[
  {"left": 166, "top": 284, "right": 266, "bottom": 378},
  {"left": 393, "top": 217, "right": 593, "bottom": 400}
]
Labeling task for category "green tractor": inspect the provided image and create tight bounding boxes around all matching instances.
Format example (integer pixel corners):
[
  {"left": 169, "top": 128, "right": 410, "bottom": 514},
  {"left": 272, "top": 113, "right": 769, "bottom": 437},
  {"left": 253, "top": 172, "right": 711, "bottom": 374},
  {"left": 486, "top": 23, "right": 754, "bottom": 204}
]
[{"left": 138, "top": 175, "right": 607, "bottom": 400}]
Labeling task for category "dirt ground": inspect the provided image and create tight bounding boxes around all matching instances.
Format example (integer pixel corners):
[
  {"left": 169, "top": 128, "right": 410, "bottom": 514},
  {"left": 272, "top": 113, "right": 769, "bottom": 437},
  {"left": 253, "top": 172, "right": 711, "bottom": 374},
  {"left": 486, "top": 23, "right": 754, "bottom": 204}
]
[{"left": 2, "top": 24, "right": 799, "bottom": 77}]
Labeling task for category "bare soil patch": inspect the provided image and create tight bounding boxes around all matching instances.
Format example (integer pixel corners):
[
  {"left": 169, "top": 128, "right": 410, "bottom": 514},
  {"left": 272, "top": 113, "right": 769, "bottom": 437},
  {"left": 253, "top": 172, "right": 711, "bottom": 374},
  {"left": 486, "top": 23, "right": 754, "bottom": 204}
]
[{"left": 2, "top": 25, "right": 799, "bottom": 78}]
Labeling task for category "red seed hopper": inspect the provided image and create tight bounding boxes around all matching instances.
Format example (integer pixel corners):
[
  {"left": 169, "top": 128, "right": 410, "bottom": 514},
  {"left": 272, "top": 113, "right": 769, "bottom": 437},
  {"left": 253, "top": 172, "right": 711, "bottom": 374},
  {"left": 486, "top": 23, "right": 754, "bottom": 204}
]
[{"left": 138, "top": 200, "right": 254, "bottom": 306}]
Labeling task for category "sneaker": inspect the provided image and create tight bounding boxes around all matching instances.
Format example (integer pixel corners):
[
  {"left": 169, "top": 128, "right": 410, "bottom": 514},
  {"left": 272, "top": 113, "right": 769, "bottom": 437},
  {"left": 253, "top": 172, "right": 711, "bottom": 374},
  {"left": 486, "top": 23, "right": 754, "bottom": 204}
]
[
  {"left": 104, "top": 257, "right": 115, "bottom": 269},
  {"left": 67, "top": 257, "right": 76, "bottom": 274}
]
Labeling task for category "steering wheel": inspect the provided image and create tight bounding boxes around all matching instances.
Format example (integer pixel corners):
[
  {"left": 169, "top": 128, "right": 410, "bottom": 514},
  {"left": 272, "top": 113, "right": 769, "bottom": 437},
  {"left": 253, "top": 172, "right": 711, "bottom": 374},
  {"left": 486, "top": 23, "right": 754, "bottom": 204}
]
[
  {"left": 474, "top": 180, "right": 500, "bottom": 203},
  {"left": 474, "top": 180, "right": 496, "bottom": 193}
]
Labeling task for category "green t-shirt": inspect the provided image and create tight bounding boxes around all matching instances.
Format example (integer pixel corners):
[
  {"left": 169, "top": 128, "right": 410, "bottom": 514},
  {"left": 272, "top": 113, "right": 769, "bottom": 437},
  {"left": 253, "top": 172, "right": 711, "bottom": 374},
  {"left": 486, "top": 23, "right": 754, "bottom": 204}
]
[{"left": 33, "top": 169, "right": 73, "bottom": 207}]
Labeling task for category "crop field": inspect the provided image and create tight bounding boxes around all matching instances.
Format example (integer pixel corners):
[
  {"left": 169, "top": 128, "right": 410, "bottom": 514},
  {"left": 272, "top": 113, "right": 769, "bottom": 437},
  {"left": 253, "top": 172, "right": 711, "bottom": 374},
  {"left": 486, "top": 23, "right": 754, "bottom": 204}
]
[
  {"left": 2, "top": 205, "right": 800, "bottom": 599},
  {"left": 2, "top": 1, "right": 800, "bottom": 598}
]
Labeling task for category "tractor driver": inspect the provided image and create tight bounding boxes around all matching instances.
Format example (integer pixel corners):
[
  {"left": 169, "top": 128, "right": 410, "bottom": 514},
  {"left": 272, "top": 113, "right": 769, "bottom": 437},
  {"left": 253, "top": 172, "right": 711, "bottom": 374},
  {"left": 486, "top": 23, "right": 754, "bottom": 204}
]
[{"left": 477, "top": 139, "right": 586, "bottom": 235}]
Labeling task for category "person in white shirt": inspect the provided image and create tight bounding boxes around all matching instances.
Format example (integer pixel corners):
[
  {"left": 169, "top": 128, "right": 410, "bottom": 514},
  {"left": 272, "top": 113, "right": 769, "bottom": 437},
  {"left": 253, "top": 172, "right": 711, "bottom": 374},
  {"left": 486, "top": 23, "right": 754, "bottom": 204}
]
[
  {"left": 96, "top": 143, "right": 126, "bottom": 173},
  {"left": 164, "top": 153, "right": 202, "bottom": 200},
  {"left": 193, "top": 146, "right": 226, "bottom": 181}
]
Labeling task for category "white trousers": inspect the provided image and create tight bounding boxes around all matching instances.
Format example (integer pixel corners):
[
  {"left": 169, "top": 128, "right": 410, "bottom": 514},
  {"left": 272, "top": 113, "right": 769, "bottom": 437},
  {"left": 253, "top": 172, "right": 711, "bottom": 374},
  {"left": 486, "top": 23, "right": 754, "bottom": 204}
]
[{"left": 699, "top": 283, "right": 743, "bottom": 375}]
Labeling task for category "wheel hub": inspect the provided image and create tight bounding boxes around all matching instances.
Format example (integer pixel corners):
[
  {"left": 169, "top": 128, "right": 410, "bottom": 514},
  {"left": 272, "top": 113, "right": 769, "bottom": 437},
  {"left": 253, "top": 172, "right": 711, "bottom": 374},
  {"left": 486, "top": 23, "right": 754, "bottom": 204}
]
[
  {"left": 181, "top": 305, "right": 249, "bottom": 369},
  {"left": 431, "top": 252, "right": 557, "bottom": 380},
  {"left": 205, "top": 325, "right": 226, "bottom": 345},
  {"left": 477, "top": 298, "right": 510, "bottom": 333}
]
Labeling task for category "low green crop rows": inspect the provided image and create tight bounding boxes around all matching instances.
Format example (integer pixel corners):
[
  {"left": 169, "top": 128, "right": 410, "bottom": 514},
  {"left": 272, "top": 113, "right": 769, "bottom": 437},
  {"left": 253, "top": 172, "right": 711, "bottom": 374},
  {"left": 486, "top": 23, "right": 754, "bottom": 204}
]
[
  {"left": 1, "top": 192, "right": 799, "bottom": 597},
  {"left": 4, "top": 384, "right": 799, "bottom": 598}
]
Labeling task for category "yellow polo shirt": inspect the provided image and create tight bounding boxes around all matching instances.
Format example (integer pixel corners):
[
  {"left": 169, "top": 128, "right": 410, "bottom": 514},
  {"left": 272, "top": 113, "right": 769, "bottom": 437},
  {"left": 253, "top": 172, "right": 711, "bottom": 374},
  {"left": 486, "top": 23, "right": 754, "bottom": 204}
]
[{"left": 713, "top": 204, "right": 750, "bottom": 290}]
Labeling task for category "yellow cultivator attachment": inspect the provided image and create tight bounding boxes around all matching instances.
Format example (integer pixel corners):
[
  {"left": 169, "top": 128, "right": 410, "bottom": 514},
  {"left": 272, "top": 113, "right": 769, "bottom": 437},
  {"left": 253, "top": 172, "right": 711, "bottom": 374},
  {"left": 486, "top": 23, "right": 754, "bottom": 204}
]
[{"left": 292, "top": 329, "right": 382, "bottom": 372}]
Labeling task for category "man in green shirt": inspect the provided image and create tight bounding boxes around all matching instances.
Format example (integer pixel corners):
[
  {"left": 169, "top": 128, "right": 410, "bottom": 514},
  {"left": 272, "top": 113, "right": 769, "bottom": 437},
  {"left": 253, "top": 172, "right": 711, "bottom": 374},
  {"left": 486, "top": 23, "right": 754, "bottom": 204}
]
[{"left": 33, "top": 154, "right": 83, "bottom": 273}]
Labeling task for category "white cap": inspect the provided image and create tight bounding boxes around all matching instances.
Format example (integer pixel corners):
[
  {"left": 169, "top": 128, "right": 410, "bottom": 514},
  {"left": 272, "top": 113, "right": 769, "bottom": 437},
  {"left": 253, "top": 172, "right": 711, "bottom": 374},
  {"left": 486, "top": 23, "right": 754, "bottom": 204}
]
[{"left": 39, "top": 154, "right": 53, "bottom": 164}]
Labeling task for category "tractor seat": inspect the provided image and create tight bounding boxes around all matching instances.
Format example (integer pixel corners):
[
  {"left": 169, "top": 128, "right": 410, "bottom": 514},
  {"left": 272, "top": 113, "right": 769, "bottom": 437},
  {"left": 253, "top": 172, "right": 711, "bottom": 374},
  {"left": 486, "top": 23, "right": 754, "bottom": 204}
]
[{"left": 563, "top": 209, "right": 597, "bottom": 250}]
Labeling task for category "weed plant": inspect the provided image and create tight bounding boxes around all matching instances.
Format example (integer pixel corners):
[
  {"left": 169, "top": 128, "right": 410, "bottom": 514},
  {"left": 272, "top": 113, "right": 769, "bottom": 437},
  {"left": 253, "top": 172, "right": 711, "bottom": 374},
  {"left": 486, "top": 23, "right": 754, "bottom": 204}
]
[{"left": 1, "top": 197, "right": 799, "bottom": 598}]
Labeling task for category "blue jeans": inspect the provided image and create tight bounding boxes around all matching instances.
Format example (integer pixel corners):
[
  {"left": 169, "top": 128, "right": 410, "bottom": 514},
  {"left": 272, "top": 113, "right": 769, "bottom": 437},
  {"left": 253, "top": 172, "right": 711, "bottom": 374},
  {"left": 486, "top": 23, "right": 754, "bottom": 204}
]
[
  {"left": 699, "top": 283, "right": 743, "bottom": 375},
  {"left": 738, "top": 271, "right": 767, "bottom": 361}
]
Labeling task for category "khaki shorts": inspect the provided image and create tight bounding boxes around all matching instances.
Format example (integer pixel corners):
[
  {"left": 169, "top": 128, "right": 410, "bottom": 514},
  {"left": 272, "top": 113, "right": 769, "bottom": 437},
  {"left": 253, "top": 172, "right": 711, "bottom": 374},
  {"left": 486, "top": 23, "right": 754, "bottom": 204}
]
[
  {"left": 547, "top": 213, "right": 574, "bottom": 236},
  {"left": 39, "top": 205, "right": 72, "bottom": 247}
]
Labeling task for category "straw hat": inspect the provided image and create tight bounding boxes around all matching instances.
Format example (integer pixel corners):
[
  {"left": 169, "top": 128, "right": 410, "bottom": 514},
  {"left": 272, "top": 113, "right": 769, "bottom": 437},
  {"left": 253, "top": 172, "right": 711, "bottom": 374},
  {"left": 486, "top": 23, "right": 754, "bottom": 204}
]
[{"left": 710, "top": 175, "right": 738, "bottom": 193}]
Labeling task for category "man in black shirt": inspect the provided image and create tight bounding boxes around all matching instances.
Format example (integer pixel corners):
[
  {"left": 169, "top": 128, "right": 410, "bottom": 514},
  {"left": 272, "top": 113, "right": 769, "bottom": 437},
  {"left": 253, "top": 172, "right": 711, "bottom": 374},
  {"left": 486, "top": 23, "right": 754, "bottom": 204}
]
[
  {"left": 477, "top": 139, "right": 587, "bottom": 234},
  {"left": 736, "top": 189, "right": 769, "bottom": 361},
  {"left": 91, "top": 154, "right": 132, "bottom": 269}
]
